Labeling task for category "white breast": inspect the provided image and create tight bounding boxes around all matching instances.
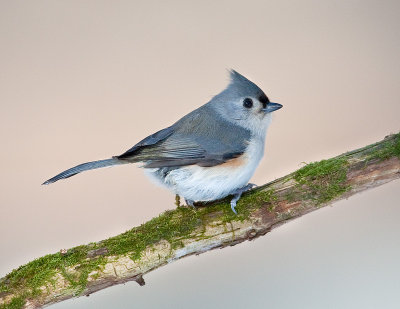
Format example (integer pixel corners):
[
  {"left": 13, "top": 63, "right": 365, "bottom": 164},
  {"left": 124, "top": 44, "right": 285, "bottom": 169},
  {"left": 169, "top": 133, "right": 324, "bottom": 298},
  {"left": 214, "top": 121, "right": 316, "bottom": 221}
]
[{"left": 145, "top": 136, "right": 265, "bottom": 202}]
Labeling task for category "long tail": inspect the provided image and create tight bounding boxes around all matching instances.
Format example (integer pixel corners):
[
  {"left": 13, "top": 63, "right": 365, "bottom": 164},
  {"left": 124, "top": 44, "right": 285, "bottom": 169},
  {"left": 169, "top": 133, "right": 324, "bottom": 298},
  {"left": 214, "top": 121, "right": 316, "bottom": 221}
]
[{"left": 42, "top": 158, "right": 125, "bottom": 185}]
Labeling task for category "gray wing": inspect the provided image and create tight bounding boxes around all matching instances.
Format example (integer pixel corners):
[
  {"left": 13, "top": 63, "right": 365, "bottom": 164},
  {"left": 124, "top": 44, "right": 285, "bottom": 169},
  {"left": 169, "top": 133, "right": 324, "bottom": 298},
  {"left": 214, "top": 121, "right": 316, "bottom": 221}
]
[
  {"left": 117, "top": 126, "right": 175, "bottom": 159},
  {"left": 116, "top": 105, "right": 251, "bottom": 168}
]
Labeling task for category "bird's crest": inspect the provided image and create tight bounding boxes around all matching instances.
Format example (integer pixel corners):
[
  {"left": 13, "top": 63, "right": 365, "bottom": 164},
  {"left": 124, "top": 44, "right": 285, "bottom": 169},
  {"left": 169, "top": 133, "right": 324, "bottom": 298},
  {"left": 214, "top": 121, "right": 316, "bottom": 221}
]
[{"left": 227, "top": 69, "right": 263, "bottom": 96}]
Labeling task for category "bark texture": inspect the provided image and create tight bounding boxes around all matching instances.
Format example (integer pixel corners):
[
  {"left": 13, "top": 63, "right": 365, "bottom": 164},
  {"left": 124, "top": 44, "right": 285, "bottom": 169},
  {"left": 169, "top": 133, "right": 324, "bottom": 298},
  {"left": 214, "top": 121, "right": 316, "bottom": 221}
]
[{"left": 1, "top": 133, "right": 399, "bottom": 309}]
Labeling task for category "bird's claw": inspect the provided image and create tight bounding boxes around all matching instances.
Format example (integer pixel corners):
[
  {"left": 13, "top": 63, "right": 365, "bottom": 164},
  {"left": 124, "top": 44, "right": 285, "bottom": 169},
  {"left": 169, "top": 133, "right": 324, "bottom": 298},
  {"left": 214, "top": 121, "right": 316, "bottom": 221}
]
[
  {"left": 185, "top": 199, "right": 196, "bottom": 209},
  {"left": 229, "top": 183, "right": 257, "bottom": 214},
  {"left": 230, "top": 199, "right": 238, "bottom": 214},
  {"left": 184, "top": 183, "right": 257, "bottom": 214}
]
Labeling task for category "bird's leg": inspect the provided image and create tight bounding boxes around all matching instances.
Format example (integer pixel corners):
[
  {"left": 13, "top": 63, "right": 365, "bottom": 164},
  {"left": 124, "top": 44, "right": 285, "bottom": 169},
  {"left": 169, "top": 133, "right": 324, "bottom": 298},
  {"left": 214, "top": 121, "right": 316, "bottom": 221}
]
[
  {"left": 175, "top": 194, "right": 181, "bottom": 207},
  {"left": 185, "top": 198, "right": 197, "bottom": 209},
  {"left": 230, "top": 183, "right": 257, "bottom": 214}
]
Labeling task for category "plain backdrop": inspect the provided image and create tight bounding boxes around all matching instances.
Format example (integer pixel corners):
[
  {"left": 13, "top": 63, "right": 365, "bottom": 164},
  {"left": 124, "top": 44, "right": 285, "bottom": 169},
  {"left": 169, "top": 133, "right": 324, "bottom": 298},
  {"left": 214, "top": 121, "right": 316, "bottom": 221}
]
[{"left": 1, "top": 1, "right": 399, "bottom": 308}]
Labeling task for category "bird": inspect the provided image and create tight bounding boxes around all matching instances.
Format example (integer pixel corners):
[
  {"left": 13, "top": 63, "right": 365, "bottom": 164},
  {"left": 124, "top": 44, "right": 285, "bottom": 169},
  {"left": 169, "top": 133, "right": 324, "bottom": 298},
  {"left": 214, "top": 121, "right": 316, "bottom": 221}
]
[{"left": 43, "top": 70, "right": 282, "bottom": 213}]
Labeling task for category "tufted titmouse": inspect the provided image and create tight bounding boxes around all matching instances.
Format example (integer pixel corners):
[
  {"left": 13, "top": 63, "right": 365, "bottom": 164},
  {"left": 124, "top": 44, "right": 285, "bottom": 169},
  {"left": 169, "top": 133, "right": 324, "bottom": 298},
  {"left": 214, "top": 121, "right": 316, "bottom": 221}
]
[{"left": 43, "top": 70, "right": 282, "bottom": 213}]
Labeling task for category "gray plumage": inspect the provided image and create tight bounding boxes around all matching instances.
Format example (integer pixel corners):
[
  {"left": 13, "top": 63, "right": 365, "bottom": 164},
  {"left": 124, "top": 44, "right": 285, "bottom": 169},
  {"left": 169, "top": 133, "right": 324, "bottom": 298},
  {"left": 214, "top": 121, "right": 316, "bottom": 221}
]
[
  {"left": 43, "top": 69, "right": 282, "bottom": 214},
  {"left": 118, "top": 104, "right": 251, "bottom": 168},
  {"left": 42, "top": 158, "right": 124, "bottom": 185},
  {"left": 43, "top": 104, "right": 250, "bottom": 185},
  {"left": 43, "top": 70, "right": 259, "bottom": 185}
]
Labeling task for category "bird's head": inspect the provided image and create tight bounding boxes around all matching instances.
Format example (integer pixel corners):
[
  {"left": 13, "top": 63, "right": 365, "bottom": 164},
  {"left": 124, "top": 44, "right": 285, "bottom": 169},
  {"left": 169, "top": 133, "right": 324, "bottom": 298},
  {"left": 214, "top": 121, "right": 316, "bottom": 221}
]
[{"left": 209, "top": 70, "right": 282, "bottom": 135}]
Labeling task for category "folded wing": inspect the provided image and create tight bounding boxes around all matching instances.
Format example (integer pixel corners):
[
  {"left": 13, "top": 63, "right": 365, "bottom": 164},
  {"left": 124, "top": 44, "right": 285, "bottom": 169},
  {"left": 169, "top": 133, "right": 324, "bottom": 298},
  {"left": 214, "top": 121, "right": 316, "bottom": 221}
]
[{"left": 116, "top": 106, "right": 251, "bottom": 168}]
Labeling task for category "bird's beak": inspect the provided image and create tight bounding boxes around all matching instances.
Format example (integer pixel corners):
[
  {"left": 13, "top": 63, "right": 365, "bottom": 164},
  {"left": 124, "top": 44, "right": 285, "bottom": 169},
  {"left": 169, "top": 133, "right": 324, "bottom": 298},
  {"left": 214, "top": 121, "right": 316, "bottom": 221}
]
[{"left": 262, "top": 102, "right": 283, "bottom": 113}]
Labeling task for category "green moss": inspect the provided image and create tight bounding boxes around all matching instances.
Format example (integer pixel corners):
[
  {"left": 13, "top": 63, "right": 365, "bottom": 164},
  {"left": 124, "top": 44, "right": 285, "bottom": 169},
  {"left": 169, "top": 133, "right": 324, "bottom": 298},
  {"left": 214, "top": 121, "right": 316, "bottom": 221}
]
[
  {"left": 60, "top": 256, "right": 107, "bottom": 294},
  {"left": 0, "top": 207, "right": 204, "bottom": 306},
  {"left": 239, "top": 189, "right": 277, "bottom": 212},
  {"left": 284, "top": 190, "right": 296, "bottom": 203},
  {"left": 2, "top": 186, "right": 282, "bottom": 308},
  {"left": 0, "top": 295, "right": 25, "bottom": 309},
  {"left": 100, "top": 187, "right": 277, "bottom": 261},
  {"left": 293, "top": 157, "right": 350, "bottom": 205},
  {"left": 0, "top": 282, "right": 9, "bottom": 293},
  {"left": 5, "top": 253, "right": 62, "bottom": 296},
  {"left": 0, "top": 175, "right": 334, "bottom": 309},
  {"left": 365, "top": 133, "right": 400, "bottom": 162},
  {"left": 102, "top": 207, "right": 202, "bottom": 261},
  {"left": 195, "top": 188, "right": 277, "bottom": 224}
]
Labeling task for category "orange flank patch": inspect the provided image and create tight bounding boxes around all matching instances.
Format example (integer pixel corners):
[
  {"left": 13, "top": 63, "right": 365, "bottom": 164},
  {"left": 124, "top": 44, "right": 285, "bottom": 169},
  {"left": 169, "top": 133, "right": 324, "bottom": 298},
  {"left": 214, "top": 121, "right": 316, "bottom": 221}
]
[{"left": 218, "top": 154, "right": 247, "bottom": 168}]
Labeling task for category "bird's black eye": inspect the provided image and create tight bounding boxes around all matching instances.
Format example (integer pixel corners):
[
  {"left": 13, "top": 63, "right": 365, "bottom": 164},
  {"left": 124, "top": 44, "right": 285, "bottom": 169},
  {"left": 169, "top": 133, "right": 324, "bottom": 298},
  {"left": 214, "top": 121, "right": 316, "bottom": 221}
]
[{"left": 243, "top": 98, "right": 253, "bottom": 108}]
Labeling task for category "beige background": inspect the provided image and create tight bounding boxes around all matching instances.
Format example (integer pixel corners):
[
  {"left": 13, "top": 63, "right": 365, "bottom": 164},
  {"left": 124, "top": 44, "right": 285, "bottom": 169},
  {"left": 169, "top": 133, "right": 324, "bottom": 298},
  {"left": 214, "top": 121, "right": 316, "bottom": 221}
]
[{"left": 1, "top": 1, "right": 399, "bottom": 308}]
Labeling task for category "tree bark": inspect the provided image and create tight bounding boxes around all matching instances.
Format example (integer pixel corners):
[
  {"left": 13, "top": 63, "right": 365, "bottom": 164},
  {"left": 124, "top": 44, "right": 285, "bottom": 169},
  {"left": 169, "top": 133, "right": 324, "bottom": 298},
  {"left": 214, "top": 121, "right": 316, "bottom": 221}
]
[{"left": 1, "top": 133, "right": 399, "bottom": 309}]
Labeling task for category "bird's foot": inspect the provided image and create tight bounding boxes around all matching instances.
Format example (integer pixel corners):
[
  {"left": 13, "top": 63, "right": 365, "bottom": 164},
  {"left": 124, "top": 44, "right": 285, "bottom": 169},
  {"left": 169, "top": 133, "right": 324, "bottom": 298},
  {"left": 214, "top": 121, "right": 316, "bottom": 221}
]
[
  {"left": 185, "top": 198, "right": 197, "bottom": 209},
  {"left": 230, "top": 183, "right": 257, "bottom": 214}
]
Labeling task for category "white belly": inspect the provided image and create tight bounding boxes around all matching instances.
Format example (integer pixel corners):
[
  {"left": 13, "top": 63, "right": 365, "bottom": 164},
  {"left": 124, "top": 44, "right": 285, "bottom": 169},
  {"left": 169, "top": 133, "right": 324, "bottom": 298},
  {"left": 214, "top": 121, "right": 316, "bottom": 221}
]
[{"left": 144, "top": 137, "right": 265, "bottom": 202}]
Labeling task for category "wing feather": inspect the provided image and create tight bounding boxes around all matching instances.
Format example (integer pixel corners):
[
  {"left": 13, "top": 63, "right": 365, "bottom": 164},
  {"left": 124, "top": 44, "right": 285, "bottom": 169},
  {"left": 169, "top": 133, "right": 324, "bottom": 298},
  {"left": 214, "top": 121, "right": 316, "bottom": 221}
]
[{"left": 116, "top": 106, "right": 251, "bottom": 168}]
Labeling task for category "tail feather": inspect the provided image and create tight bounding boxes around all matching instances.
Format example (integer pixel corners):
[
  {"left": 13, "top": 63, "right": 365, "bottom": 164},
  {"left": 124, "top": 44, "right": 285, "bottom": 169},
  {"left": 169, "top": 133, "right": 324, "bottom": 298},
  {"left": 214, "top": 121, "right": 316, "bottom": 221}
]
[{"left": 42, "top": 158, "right": 123, "bottom": 185}]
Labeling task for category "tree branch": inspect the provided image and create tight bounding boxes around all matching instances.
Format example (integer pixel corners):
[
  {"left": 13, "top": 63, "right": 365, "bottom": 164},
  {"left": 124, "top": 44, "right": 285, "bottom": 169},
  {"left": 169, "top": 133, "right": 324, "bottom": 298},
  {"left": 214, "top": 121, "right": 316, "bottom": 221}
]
[{"left": 1, "top": 133, "right": 399, "bottom": 309}]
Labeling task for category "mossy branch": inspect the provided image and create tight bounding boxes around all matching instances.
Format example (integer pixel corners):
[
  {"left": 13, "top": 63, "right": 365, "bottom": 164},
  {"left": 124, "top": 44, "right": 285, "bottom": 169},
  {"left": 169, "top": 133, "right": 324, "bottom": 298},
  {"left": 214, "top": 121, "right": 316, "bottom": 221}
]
[{"left": 1, "top": 133, "right": 400, "bottom": 309}]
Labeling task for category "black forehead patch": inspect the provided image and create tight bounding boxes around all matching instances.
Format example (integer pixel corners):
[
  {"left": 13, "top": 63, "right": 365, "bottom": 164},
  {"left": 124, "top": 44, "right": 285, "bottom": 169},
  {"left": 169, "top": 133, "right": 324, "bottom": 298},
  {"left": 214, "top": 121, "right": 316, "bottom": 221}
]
[{"left": 258, "top": 94, "right": 270, "bottom": 108}]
